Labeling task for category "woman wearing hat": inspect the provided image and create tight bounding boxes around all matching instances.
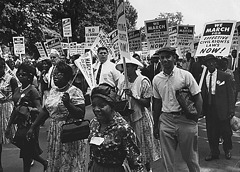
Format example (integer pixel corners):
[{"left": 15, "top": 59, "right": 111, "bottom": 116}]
[
  {"left": 116, "top": 58, "right": 161, "bottom": 172},
  {"left": 88, "top": 83, "right": 143, "bottom": 172}
]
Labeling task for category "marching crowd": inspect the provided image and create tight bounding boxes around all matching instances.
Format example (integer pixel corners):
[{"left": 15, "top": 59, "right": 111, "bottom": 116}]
[{"left": 0, "top": 45, "right": 238, "bottom": 172}]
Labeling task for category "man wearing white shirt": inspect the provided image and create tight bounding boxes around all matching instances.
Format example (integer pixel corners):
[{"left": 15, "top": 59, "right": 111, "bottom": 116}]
[
  {"left": 93, "top": 47, "right": 121, "bottom": 87},
  {"left": 202, "top": 54, "right": 235, "bottom": 161}
]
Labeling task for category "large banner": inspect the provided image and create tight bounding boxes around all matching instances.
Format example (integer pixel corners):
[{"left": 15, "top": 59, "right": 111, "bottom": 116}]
[
  {"left": 62, "top": 18, "right": 72, "bottom": 37},
  {"left": 74, "top": 51, "right": 95, "bottom": 89},
  {"left": 90, "top": 30, "right": 115, "bottom": 60},
  {"left": 144, "top": 18, "right": 169, "bottom": 50},
  {"left": 195, "top": 20, "right": 236, "bottom": 57},
  {"left": 13, "top": 37, "right": 25, "bottom": 55},
  {"left": 128, "top": 30, "right": 142, "bottom": 52},
  {"left": 115, "top": 0, "right": 130, "bottom": 59},
  {"left": 85, "top": 26, "right": 100, "bottom": 49}
]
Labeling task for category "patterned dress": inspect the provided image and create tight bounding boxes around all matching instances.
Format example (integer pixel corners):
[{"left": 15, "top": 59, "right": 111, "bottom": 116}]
[
  {"left": 88, "top": 113, "right": 143, "bottom": 172},
  {"left": 0, "top": 73, "right": 16, "bottom": 144},
  {"left": 118, "top": 74, "right": 161, "bottom": 165},
  {"left": 45, "top": 85, "right": 87, "bottom": 172}
]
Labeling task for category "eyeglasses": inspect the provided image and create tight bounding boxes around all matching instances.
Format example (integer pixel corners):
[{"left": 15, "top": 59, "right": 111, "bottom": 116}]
[
  {"left": 53, "top": 72, "right": 64, "bottom": 78},
  {"left": 17, "top": 72, "right": 28, "bottom": 77}
]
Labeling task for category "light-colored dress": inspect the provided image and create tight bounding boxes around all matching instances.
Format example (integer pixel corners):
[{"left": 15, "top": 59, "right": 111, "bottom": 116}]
[
  {"left": 118, "top": 74, "right": 161, "bottom": 164},
  {"left": 0, "top": 73, "right": 15, "bottom": 144},
  {"left": 45, "top": 85, "right": 87, "bottom": 172}
]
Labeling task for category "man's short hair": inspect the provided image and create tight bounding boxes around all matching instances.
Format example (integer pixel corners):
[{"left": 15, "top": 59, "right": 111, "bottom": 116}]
[{"left": 97, "top": 47, "right": 108, "bottom": 53}]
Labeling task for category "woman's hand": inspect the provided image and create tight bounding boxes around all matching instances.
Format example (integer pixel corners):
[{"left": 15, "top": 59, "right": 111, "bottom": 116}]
[
  {"left": 124, "top": 89, "right": 133, "bottom": 97},
  {"left": 26, "top": 128, "right": 34, "bottom": 141},
  {"left": 5, "top": 127, "right": 11, "bottom": 139},
  {"left": 62, "top": 92, "right": 70, "bottom": 106}
]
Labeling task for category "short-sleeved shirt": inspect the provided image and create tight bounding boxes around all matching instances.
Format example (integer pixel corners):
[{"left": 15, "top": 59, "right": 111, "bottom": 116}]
[
  {"left": 152, "top": 66, "right": 201, "bottom": 113},
  {"left": 93, "top": 60, "right": 122, "bottom": 87}
]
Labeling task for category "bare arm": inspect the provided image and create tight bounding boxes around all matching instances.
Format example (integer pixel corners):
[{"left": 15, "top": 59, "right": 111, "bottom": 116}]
[
  {"left": 152, "top": 97, "right": 162, "bottom": 127},
  {"left": 193, "top": 92, "right": 203, "bottom": 117}
]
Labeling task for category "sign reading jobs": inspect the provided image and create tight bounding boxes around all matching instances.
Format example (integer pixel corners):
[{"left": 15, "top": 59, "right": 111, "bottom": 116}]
[
  {"left": 195, "top": 20, "right": 236, "bottom": 57},
  {"left": 145, "top": 18, "right": 169, "bottom": 50}
]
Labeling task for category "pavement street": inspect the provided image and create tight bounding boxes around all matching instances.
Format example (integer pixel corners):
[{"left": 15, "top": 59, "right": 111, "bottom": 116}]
[{"left": 2, "top": 104, "right": 240, "bottom": 172}]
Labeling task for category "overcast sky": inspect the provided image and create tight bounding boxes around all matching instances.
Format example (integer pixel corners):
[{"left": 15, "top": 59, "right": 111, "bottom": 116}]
[{"left": 128, "top": 0, "right": 240, "bottom": 35}]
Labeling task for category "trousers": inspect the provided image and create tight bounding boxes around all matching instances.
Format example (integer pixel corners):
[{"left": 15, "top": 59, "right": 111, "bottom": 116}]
[
  {"left": 159, "top": 112, "right": 200, "bottom": 172},
  {"left": 206, "top": 104, "right": 232, "bottom": 156}
]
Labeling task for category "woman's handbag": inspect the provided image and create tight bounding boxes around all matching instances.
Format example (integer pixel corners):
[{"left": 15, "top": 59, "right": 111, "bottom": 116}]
[
  {"left": 11, "top": 127, "right": 29, "bottom": 149},
  {"left": 114, "top": 90, "right": 134, "bottom": 116},
  {"left": 230, "top": 116, "right": 240, "bottom": 131},
  {"left": 176, "top": 88, "right": 198, "bottom": 122},
  {"left": 60, "top": 118, "right": 90, "bottom": 143}
]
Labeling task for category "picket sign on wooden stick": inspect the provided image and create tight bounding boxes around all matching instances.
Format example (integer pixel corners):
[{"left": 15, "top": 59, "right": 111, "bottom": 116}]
[{"left": 198, "top": 65, "right": 207, "bottom": 89}]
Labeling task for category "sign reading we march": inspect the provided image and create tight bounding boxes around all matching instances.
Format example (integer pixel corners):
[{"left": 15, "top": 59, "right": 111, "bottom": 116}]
[
  {"left": 13, "top": 37, "right": 25, "bottom": 55},
  {"left": 195, "top": 20, "right": 236, "bottom": 57},
  {"left": 145, "top": 18, "right": 169, "bottom": 50}
]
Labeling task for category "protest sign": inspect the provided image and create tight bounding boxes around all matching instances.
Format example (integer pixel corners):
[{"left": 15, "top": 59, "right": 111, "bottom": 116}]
[
  {"left": 69, "top": 42, "right": 77, "bottom": 56},
  {"left": 62, "top": 18, "right": 72, "bottom": 37},
  {"left": 144, "top": 18, "right": 169, "bottom": 50},
  {"left": 85, "top": 26, "right": 100, "bottom": 49},
  {"left": 74, "top": 51, "right": 95, "bottom": 89},
  {"left": 128, "top": 30, "right": 142, "bottom": 52},
  {"left": 13, "top": 37, "right": 25, "bottom": 55},
  {"left": 141, "top": 41, "right": 150, "bottom": 60},
  {"left": 45, "top": 38, "right": 64, "bottom": 57},
  {"left": 35, "top": 42, "right": 48, "bottom": 59},
  {"left": 0, "top": 47, "right": 2, "bottom": 57},
  {"left": 195, "top": 20, "right": 236, "bottom": 57},
  {"left": 108, "top": 29, "right": 119, "bottom": 60},
  {"left": 176, "top": 25, "right": 195, "bottom": 58},
  {"left": 61, "top": 42, "right": 69, "bottom": 49},
  {"left": 76, "top": 43, "right": 85, "bottom": 57},
  {"left": 90, "top": 30, "right": 115, "bottom": 60},
  {"left": 231, "top": 22, "right": 240, "bottom": 51},
  {"left": 115, "top": 0, "right": 130, "bottom": 59},
  {"left": 5, "top": 63, "right": 21, "bottom": 86},
  {"left": 169, "top": 26, "right": 178, "bottom": 47}
]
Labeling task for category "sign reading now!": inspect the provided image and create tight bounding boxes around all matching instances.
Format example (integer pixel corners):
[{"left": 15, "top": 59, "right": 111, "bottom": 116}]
[
  {"left": 144, "top": 18, "right": 169, "bottom": 50},
  {"left": 195, "top": 20, "right": 236, "bottom": 57}
]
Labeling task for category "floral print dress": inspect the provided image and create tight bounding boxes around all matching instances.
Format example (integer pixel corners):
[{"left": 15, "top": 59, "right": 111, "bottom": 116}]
[
  {"left": 88, "top": 113, "right": 143, "bottom": 172},
  {"left": 118, "top": 75, "right": 161, "bottom": 165},
  {"left": 0, "top": 73, "right": 16, "bottom": 144},
  {"left": 45, "top": 85, "right": 87, "bottom": 172}
]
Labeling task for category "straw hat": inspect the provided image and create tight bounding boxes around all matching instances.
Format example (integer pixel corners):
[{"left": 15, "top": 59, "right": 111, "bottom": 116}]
[{"left": 116, "top": 57, "right": 144, "bottom": 71}]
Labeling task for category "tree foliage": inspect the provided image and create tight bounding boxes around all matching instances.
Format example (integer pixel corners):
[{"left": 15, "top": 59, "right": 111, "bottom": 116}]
[
  {"left": 158, "top": 12, "right": 183, "bottom": 27},
  {"left": 0, "top": 0, "right": 138, "bottom": 58}
]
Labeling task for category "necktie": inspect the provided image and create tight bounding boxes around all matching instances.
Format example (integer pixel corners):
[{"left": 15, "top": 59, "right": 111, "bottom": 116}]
[
  {"left": 208, "top": 73, "right": 212, "bottom": 105},
  {"left": 96, "top": 63, "right": 102, "bottom": 85},
  {"left": 232, "top": 58, "right": 236, "bottom": 70}
]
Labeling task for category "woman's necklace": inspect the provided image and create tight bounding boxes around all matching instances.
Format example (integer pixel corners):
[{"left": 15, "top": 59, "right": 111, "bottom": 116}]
[
  {"left": 20, "top": 84, "right": 31, "bottom": 93},
  {"left": 57, "top": 83, "right": 70, "bottom": 92}
]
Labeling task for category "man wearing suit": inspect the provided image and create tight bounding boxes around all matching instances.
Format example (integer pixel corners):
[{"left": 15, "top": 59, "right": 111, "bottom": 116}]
[
  {"left": 202, "top": 54, "right": 235, "bottom": 161},
  {"left": 141, "top": 53, "right": 161, "bottom": 82}
]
